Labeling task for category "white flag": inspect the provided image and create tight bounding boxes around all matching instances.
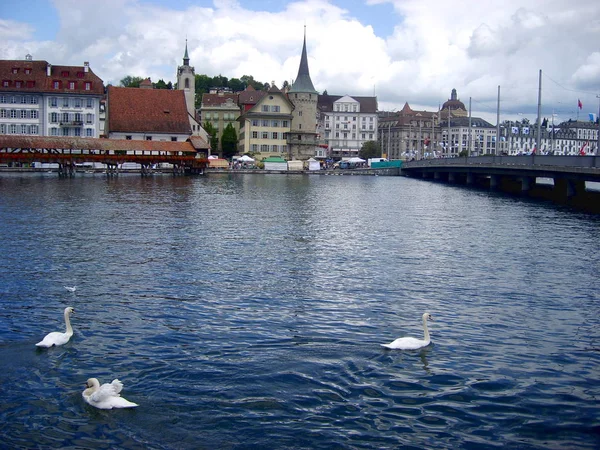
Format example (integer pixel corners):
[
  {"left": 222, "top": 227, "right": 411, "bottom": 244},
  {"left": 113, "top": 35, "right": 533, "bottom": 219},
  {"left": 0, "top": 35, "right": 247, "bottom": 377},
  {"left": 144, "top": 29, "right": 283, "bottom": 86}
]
[
  {"left": 512, "top": 127, "right": 519, "bottom": 134},
  {"left": 523, "top": 127, "right": 530, "bottom": 135}
]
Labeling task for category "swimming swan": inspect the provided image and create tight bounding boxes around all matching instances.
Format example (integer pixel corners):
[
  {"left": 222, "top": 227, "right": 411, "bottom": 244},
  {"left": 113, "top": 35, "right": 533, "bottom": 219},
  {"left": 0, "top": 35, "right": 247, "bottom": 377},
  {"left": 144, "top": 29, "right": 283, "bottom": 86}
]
[
  {"left": 35, "top": 307, "right": 75, "bottom": 348},
  {"left": 381, "top": 312, "right": 433, "bottom": 350},
  {"left": 82, "top": 378, "right": 139, "bottom": 409}
]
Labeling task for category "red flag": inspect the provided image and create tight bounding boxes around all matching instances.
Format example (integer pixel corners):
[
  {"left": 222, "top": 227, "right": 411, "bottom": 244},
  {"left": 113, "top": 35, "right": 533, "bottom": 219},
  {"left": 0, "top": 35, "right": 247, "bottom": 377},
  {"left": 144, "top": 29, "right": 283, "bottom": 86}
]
[
  {"left": 579, "top": 141, "right": 588, "bottom": 155},
  {"left": 578, "top": 99, "right": 583, "bottom": 110}
]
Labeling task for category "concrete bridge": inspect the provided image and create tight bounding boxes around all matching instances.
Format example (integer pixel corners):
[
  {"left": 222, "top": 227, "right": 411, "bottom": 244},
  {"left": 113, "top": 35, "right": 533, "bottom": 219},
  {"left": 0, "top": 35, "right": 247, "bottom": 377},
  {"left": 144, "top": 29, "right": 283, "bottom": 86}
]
[{"left": 401, "top": 155, "right": 600, "bottom": 213}]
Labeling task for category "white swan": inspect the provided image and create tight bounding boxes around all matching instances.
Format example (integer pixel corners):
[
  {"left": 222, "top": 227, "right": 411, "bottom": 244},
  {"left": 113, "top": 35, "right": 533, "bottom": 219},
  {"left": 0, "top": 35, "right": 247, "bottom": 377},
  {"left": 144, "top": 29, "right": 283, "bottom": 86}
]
[
  {"left": 64, "top": 286, "right": 77, "bottom": 293},
  {"left": 381, "top": 312, "right": 433, "bottom": 350},
  {"left": 82, "top": 378, "right": 139, "bottom": 409},
  {"left": 35, "top": 307, "right": 75, "bottom": 348}
]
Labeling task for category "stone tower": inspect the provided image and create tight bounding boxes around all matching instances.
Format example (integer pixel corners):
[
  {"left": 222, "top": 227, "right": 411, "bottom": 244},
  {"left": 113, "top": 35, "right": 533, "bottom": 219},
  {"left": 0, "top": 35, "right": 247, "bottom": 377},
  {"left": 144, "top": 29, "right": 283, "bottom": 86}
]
[
  {"left": 288, "top": 28, "right": 318, "bottom": 160},
  {"left": 177, "top": 40, "right": 196, "bottom": 119}
]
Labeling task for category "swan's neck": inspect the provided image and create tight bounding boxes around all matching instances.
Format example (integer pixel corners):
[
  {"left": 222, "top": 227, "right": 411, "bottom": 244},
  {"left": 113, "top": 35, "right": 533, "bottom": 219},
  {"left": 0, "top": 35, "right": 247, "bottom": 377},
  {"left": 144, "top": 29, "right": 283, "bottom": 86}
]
[
  {"left": 64, "top": 311, "right": 73, "bottom": 335},
  {"left": 422, "top": 317, "right": 430, "bottom": 342}
]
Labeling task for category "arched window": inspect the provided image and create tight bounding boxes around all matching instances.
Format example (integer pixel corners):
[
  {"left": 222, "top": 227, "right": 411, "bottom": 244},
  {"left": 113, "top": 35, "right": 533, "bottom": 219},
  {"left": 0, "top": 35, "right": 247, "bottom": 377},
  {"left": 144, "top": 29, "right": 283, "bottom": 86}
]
[{"left": 185, "top": 78, "right": 190, "bottom": 89}]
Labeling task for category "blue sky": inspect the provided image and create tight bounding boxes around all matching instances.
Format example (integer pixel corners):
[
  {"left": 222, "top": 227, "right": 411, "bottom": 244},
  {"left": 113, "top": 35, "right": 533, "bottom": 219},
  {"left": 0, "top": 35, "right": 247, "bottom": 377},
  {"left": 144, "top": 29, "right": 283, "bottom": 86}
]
[{"left": 1, "top": 0, "right": 599, "bottom": 123}]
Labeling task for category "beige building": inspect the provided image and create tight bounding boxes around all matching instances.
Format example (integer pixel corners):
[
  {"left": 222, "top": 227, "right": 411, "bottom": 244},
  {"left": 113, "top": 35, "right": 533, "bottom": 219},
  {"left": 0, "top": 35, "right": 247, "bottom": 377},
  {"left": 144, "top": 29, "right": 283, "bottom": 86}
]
[
  {"left": 200, "top": 89, "right": 240, "bottom": 156},
  {"left": 238, "top": 85, "right": 293, "bottom": 159}
]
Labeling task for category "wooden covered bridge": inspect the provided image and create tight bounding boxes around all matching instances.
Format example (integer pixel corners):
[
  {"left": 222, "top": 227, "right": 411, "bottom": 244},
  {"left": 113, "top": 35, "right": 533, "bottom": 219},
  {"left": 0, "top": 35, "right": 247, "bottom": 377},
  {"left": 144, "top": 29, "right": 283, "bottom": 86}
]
[{"left": 0, "top": 135, "right": 209, "bottom": 176}]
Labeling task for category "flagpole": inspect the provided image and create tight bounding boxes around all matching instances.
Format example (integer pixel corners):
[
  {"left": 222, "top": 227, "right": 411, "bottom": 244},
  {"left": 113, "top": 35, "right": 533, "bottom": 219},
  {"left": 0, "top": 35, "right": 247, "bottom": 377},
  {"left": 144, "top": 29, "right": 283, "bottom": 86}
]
[
  {"left": 496, "top": 85, "right": 500, "bottom": 156},
  {"left": 536, "top": 70, "right": 542, "bottom": 155}
]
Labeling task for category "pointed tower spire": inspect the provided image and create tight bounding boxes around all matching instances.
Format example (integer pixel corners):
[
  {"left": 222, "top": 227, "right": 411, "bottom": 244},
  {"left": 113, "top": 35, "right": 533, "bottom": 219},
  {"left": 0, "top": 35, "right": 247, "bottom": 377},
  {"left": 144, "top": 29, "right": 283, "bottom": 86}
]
[
  {"left": 289, "top": 27, "right": 317, "bottom": 94},
  {"left": 183, "top": 39, "right": 190, "bottom": 66}
]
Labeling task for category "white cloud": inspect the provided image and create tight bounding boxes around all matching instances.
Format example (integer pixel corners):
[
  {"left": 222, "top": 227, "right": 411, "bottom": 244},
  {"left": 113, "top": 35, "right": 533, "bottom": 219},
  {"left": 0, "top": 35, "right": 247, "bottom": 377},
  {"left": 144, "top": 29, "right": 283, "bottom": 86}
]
[{"left": 1, "top": 0, "right": 599, "bottom": 123}]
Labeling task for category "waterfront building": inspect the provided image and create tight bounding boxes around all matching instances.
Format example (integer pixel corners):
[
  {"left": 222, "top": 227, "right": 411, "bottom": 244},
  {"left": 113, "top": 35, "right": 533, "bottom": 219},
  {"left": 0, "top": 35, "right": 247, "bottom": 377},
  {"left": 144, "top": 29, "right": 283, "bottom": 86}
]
[
  {"left": 0, "top": 55, "right": 104, "bottom": 138},
  {"left": 499, "top": 119, "right": 597, "bottom": 155},
  {"left": 319, "top": 94, "right": 378, "bottom": 160},
  {"left": 439, "top": 116, "right": 496, "bottom": 156},
  {"left": 200, "top": 89, "right": 240, "bottom": 156},
  {"left": 237, "top": 84, "right": 293, "bottom": 158},
  {"left": 287, "top": 30, "right": 319, "bottom": 160},
  {"left": 106, "top": 85, "right": 205, "bottom": 143},
  {"left": 378, "top": 103, "right": 438, "bottom": 160}
]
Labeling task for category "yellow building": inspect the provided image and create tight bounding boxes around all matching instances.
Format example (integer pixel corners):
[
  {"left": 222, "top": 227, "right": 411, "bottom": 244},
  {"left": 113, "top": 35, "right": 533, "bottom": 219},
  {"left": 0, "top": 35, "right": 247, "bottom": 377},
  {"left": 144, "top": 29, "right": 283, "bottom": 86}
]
[{"left": 238, "top": 85, "right": 294, "bottom": 160}]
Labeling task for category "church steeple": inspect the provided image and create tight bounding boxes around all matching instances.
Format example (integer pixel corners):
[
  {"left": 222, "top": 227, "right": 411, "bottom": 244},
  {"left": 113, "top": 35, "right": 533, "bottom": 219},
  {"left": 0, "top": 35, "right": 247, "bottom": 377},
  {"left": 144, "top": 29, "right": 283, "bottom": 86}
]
[
  {"left": 289, "top": 27, "right": 317, "bottom": 94},
  {"left": 183, "top": 39, "right": 190, "bottom": 66}
]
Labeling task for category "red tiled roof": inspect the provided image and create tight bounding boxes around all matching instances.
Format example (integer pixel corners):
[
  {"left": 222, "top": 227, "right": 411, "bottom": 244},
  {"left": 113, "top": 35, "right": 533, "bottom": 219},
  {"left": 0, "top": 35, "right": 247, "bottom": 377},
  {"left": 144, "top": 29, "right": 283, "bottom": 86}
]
[
  {"left": 238, "top": 86, "right": 266, "bottom": 106},
  {"left": 0, "top": 59, "right": 104, "bottom": 95},
  {"left": 201, "top": 92, "right": 239, "bottom": 107},
  {"left": 107, "top": 86, "right": 191, "bottom": 135}
]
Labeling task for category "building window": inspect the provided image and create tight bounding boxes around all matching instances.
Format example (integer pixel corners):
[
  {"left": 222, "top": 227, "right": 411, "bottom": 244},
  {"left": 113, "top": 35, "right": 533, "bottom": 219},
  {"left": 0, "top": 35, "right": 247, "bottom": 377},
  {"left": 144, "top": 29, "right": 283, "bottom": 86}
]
[
  {"left": 50, "top": 112, "right": 58, "bottom": 123},
  {"left": 69, "top": 81, "right": 75, "bottom": 90},
  {"left": 146, "top": 136, "right": 152, "bottom": 140},
  {"left": 86, "top": 113, "right": 93, "bottom": 124},
  {"left": 75, "top": 98, "right": 81, "bottom": 108},
  {"left": 252, "top": 119, "right": 259, "bottom": 126},
  {"left": 86, "top": 98, "right": 93, "bottom": 108},
  {"left": 21, "top": 125, "right": 27, "bottom": 134},
  {"left": 2, "top": 80, "right": 9, "bottom": 87},
  {"left": 262, "top": 120, "right": 269, "bottom": 127},
  {"left": 0, "top": 110, "right": 5, "bottom": 118},
  {"left": 282, "top": 120, "right": 289, "bottom": 127},
  {"left": 61, "top": 71, "right": 69, "bottom": 77},
  {"left": 298, "top": 111, "right": 303, "bottom": 117},
  {"left": 10, "top": 124, "right": 17, "bottom": 134},
  {"left": 15, "top": 81, "right": 22, "bottom": 88},
  {"left": 62, "top": 112, "right": 69, "bottom": 122},
  {"left": 85, "top": 82, "right": 91, "bottom": 90},
  {"left": 125, "top": 135, "right": 132, "bottom": 140},
  {"left": 51, "top": 127, "right": 58, "bottom": 136},
  {"left": 272, "top": 132, "right": 278, "bottom": 139},
  {"left": 25, "top": 69, "right": 31, "bottom": 75},
  {"left": 86, "top": 128, "right": 93, "bottom": 137},
  {"left": 62, "top": 127, "right": 69, "bottom": 136},
  {"left": 299, "top": 124, "right": 302, "bottom": 130},
  {"left": 171, "top": 137, "right": 177, "bottom": 141},
  {"left": 262, "top": 132, "right": 268, "bottom": 139},
  {"left": 272, "top": 120, "right": 279, "bottom": 127},
  {"left": 10, "top": 96, "right": 16, "bottom": 104},
  {"left": 63, "top": 98, "right": 69, "bottom": 107},
  {"left": 271, "top": 105, "right": 280, "bottom": 112},
  {"left": 0, "top": 95, "right": 5, "bottom": 103},
  {"left": 20, "top": 110, "right": 27, "bottom": 119},
  {"left": 31, "top": 125, "right": 38, "bottom": 135},
  {"left": 0, "top": 124, "right": 5, "bottom": 134},
  {"left": 251, "top": 144, "right": 258, "bottom": 152},
  {"left": 53, "top": 81, "right": 60, "bottom": 89},
  {"left": 252, "top": 131, "right": 258, "bottom": 139},
  {"left": 262, "top": 105, "right": 269, "bottom": 112},
  {"left": 50, "top": 97, "right": 57, "bottom": 107},
  {"left": 74, "top": 127, "right": 81, "bottom": 136},
  {"left": 10, "top": 110, "right": 17, "bottom": 118},
  {"left": 261, "top": 144, "right": 269, "bottom": 151}
]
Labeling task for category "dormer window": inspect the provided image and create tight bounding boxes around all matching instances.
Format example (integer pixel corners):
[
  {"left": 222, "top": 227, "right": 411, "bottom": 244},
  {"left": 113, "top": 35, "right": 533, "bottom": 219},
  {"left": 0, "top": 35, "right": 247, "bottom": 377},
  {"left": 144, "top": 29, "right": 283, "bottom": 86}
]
[
  {"left": 77, "top": 72, "right": 84, "bottom": 78},
  {"left": 69, "top": 81, "right": 76, "bottom": 90},
  {"left": 26, "top": 80, "right": 35, "bottom": 88},
  {"left": 53, "top": 80, "right": 61, "bottom": 89},
  {"left": 2, "top": 80, "right": 9, "bottom": 87},
  {"left": 15, "top": 81, "right": 22, "bottom": 88},
  {"left": 12, "top": 68, "right": 18, "bottom": 74},
  {"left": 24, "top": 68, "right": 31, "bottom": 75},
  {"left": 84, "top": 82, "right": 91, "bottom": 91}
]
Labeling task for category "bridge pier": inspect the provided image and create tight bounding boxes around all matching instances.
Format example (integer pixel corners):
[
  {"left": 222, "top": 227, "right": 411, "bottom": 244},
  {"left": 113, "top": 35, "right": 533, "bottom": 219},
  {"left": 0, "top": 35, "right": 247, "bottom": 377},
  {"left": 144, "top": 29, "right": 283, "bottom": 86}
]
[
  {"left": 555, "top": 178, "right": 586, "bottom": 199},
  {"left": 448, "top": 172, "right": 456, "bottom": 183},
  {"left": 521, "top": 176, "right": 535, "bottom": 192},
  {"left": 466, "top": 173, "right": 474, "bottom": 185},
  {"left": 490, "top": 175, "right": 499, "bottom": 189}
]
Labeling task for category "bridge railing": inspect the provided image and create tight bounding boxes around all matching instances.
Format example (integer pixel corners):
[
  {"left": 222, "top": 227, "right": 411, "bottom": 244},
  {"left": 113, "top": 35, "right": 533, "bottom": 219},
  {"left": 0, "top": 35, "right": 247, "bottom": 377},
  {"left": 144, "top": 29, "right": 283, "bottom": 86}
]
[{"left": 404, "top": 155, "right": 600, "bottom": 169}]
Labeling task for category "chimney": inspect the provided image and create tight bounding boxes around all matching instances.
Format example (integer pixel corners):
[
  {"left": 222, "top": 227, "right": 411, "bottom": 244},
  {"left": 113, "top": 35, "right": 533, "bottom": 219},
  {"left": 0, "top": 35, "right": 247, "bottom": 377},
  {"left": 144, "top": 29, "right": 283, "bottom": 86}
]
[
  {"left": 84, "top": 62, "right": 89, "bottom": 73},
  {"left": 46, "top": 64, "right": 51, "bottom": 77}
]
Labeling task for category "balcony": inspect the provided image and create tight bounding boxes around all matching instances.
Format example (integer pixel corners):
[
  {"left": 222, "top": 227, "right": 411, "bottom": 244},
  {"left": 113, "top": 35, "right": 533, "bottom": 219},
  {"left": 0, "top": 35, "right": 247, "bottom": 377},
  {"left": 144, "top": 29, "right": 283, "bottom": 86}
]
[{"left": 59, "top": 121, "right": 83, "bottom": 127}]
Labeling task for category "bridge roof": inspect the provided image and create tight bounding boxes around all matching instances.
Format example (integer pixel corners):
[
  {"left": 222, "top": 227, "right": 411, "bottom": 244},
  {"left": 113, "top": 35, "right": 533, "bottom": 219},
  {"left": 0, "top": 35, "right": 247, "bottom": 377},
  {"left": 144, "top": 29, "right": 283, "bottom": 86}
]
[{"left": 0, "top": 135, "right": 203, "bottom": 153}]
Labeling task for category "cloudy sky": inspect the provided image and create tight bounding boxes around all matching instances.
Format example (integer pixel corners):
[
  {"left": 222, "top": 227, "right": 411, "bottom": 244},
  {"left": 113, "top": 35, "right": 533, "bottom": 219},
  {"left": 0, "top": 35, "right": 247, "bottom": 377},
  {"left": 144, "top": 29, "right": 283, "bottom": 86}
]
[{"left": 1, "top": 0, "right": 599, "bottom": 124}]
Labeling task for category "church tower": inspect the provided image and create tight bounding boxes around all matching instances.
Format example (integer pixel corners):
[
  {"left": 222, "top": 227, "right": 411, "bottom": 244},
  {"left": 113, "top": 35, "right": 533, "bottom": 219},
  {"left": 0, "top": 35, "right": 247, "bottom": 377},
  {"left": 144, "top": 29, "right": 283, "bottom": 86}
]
[
  {"left": 288, "top": 28, "right": 318, "bottom": 160},
  {"left": 177, "top": 40, "right": 196, "bottom": 119}
]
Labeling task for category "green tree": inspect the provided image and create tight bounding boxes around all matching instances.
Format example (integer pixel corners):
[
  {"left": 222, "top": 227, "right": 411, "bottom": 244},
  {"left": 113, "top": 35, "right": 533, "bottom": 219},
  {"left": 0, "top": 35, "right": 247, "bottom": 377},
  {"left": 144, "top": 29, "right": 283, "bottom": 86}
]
[
  {"left": 211, "top": 75, "right": 228, "bottom": 88},
  {"left": 359, "top": 141, "right": 381, "bottom": 160},
  {"left": 203, "top": 121, "right": 219, "bottom": 154},
  {"left": 221, "top": 123, "right": 238, "bottom": 159},
  {"left": 153, "top": 79, "right": 172, "bottom": 90},
  {"left": 119, "top": 75, "right": 145, "bottom": 88},
  {"left": 228, "top": 77, "right": 244, "bottom": 92}
]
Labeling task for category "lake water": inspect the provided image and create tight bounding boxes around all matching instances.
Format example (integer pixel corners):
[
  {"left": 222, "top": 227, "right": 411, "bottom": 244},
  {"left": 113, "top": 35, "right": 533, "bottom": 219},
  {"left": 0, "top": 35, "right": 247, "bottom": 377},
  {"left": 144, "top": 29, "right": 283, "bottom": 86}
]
[{"left": 0, "top": 172, "right": 599, "bottom": 449}]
